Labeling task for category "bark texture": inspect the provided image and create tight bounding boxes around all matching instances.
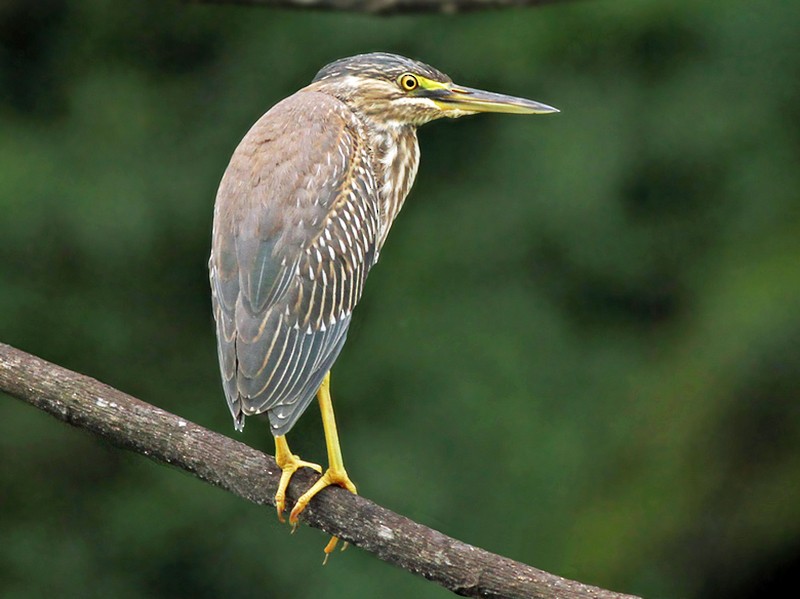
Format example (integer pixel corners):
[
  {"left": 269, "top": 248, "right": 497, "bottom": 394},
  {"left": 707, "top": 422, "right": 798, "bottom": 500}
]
[{"left": 1, "top": 342, "right": 641, "bottom": 599}]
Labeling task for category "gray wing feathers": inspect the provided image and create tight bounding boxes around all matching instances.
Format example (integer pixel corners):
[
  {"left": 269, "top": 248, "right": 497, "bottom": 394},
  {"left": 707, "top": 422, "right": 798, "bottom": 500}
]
[
  {"left": 235, "top": 307, "right": 351, "bottom": 435},
  {"left": 210, "top": 90, "right": 379, "bottom": 434},
  {"left": 210, "top": 245, "right": 241, "bottom": 427}
]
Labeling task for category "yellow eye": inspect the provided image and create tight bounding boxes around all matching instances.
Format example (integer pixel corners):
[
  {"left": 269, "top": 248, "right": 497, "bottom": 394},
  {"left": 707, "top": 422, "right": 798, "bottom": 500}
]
[{"left": 399, "top": 74, "right": 418, "bottom": 91}]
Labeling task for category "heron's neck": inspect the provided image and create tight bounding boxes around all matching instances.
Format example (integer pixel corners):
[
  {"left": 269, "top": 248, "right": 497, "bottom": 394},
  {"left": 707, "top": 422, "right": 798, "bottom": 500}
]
[{"left": 366, "top": 123, "right": 420, "bottom": 253}]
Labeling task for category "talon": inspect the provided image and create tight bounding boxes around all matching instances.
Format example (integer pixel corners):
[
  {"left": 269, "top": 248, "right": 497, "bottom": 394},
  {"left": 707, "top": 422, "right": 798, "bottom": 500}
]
[
  {"left": 270, "top": 374, "right": 359, "bottom": 559},
  {"left": 288, "top": 467, "right": 358, "bottom": 525},
  {"left": 275, "top": 488, "right": 287, "bottom": 523},
  {"left": 322, "top": 535, "right": 349, "bottom": 563},
  {"left": 323, "top": 536, "right": 339, "bottom": 564},
  {"left": 273, "top": 436, "right": 322, "bottom": 525}
]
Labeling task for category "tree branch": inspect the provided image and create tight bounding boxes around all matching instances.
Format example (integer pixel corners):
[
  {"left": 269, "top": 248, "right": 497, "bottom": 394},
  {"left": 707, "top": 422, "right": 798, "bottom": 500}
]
[
  {"left": 0, "top": 341, "right": 640, "bottom": 599},
  {"left": 189, "top": 0, "right": 574, "bottom": 17}
]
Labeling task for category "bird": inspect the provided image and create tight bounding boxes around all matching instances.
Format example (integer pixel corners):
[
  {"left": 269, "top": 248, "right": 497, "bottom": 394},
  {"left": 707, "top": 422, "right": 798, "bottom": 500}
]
[{"left": 209, "top": 52, "right": 557, "bottom": 554}]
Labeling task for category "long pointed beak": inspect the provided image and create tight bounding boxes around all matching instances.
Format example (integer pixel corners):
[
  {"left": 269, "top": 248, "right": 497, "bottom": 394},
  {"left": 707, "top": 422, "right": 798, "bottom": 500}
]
[{"left": 429, "top": 84, "right": 559, "bottom": 116}]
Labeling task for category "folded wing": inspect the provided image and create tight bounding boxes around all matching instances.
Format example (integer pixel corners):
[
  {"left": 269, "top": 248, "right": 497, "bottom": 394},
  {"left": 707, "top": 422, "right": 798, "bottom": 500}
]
[{"left": 210, "top": 90, "right": 379, "bottom": 435}]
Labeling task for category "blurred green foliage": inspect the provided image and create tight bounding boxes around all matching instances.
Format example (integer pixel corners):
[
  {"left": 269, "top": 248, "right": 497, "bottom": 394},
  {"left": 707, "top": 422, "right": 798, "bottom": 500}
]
[{"left": 2, "top": 0, "right": 800, "bottom": 597}]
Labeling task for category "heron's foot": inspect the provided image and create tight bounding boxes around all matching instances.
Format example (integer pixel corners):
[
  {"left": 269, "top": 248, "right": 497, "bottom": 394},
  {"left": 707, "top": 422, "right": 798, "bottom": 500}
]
[
  {"left": 274, "top": 452, "right": 322, "bottom": 524},
  {"left": 289, "top": 465, "right": 358, "bottom": 526},
  {"left": 322, "top": 536, "right": 343, "bottom": 564}
]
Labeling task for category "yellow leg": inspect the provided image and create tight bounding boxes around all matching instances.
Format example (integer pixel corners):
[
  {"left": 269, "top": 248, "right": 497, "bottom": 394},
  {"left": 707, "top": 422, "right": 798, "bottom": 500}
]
[
  {"left": 274, "top": 435, "right": 322, "bottom": 523},
  {"left": 289, "top": 372, "right": 358, "bottom": 543}
]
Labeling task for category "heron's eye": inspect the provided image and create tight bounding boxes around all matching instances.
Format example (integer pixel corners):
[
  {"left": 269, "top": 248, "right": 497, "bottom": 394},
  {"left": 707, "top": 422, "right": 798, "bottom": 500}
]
[{"left": 398, "top": 74, "right": 418, "bottom": 92}]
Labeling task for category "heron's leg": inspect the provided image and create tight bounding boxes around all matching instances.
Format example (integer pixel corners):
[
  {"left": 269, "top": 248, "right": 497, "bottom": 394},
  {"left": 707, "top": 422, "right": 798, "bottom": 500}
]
[
  {"left": 289, "top": 372, "right": 357, "bottom": 554},
  {"left": 274, "top": 435, "right": 322, "bottom": 523}
]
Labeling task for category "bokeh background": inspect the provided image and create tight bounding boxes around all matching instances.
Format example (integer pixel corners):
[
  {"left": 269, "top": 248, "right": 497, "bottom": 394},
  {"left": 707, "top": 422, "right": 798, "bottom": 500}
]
[{"left": 2, "top": 0, "right": 799, "bottom": 597}]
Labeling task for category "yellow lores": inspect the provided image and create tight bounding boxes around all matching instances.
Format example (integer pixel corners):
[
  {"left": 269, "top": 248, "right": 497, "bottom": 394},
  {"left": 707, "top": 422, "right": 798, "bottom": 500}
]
[{"left": 209, "top": 53, "right": 557, "bottom": 557}]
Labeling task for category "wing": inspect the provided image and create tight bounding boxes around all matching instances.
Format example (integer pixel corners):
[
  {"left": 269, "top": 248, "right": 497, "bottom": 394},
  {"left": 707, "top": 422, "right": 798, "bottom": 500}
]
[{"left": 210, "top": 90, "right": 380, "bottom": 436}]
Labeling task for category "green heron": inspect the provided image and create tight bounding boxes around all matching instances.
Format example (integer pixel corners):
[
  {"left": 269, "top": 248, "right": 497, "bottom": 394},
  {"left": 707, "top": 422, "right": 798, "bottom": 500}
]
[{"left": 210, "top": 52, "right": 556, "bottom": 551}]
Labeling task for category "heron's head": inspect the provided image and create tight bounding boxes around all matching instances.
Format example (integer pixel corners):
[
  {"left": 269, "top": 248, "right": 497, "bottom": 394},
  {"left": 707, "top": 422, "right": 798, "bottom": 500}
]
[{"left": 309, "top": 52, "right": 558, "bottom": 129}]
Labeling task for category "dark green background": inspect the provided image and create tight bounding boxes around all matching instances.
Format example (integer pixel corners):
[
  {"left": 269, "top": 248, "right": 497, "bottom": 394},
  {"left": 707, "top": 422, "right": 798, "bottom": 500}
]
[{"left": 2, "top": 1, "right": 799, "bottom": 597}]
